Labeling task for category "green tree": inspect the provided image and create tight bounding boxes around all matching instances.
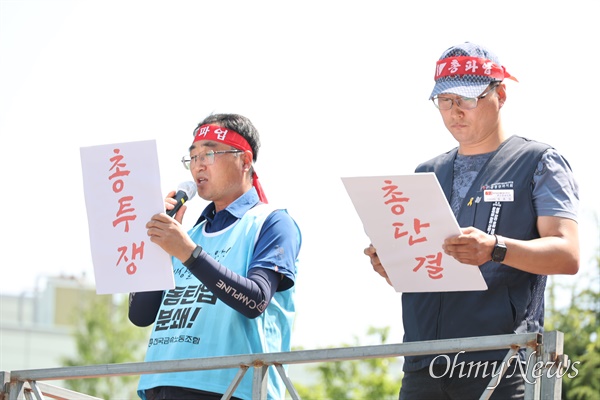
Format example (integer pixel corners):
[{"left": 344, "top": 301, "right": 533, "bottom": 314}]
[
  {"left": 293, "top": 326, "right": 401, "bottom": 400},
  {"left": 545, "top": 237, "right": 600, "bottom": 400},
  {"left": 61, "top": 293, "right": 150, "bottom": 399}
]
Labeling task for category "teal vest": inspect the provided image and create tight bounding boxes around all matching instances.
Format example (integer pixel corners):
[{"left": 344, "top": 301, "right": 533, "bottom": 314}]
[{"left": 138, "top": 204, "right": 295, "bottom": 399}]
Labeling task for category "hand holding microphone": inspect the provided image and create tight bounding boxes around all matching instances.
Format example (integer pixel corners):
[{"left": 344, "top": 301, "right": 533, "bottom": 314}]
[
  {"left": 148, "top": 181, "right": 198, "bottom": 257},
  {"left": 166, "top": 181, "right": 197, "bottom": 217}
]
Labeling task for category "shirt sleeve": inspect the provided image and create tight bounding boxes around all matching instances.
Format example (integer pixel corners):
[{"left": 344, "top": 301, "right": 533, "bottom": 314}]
[
  {"left": 250, "top": 209, "right": 302, "bottom": 291},
  {"left": 532, "top": 149, "right": 579, "bottom": 221}
]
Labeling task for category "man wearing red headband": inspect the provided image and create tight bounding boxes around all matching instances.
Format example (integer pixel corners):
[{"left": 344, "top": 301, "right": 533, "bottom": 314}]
[
  {"left": 365, "top": 42, "right": 580, "bottom": 399},
  {"left": 129, "top": 113, "right": 302, "bottom": 400}
]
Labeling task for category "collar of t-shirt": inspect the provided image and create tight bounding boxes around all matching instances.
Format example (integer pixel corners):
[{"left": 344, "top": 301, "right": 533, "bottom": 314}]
[{"left": 195, "top": 187, "right": 260, "bottom": 233}]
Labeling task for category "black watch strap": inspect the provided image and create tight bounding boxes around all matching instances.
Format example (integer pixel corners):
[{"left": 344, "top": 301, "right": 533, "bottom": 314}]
[
  {"left": 491, "top": 234, "right": 507, "bottom": 262},
  {"left": 183, "top": 245, "right": 203, "bottom": 267}
]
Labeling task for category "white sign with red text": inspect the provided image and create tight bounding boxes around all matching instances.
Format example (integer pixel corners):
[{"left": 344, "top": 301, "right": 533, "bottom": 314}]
[
  {"left": 342, "top": 173, "right": 487, "bottom": 292},
  {"left": 80, "top": 139, "right": 174, "bottom": 294}
]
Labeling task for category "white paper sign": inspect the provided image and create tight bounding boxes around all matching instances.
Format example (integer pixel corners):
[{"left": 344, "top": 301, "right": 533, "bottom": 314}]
[
  {"left": 80, "top": 139, "right": 175, "bottom": 294},
  {"left": 342, "top": 173, "right": 487, "bottom": 292}
]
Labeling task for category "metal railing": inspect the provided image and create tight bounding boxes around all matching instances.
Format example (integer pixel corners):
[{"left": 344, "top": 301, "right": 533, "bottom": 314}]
[{"left": 1, "top": 331, "right": 567, "bottom": 400}]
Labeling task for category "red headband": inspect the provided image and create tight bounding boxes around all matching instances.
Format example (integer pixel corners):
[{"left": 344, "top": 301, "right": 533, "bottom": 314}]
[
  {"left": 435, "top": 56, "right": 518, "bottom": 82},
  {"left": 193, "top": 124, "right": 268, "bottom": 203}
]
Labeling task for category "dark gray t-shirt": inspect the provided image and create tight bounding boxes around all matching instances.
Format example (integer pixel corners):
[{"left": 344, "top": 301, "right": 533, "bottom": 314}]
[{"left": 451, "top": 148, "right": 579, "bottom": 220}]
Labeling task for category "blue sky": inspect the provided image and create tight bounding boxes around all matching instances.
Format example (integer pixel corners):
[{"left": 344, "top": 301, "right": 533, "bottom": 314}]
[{"left": 1, "top": 0, "right": 598, "bottom": 350}]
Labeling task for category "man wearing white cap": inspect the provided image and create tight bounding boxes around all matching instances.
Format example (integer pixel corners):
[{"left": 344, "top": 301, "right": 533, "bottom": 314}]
[{"left": 365, "top": 42, "right": 579, "bottom": 399}]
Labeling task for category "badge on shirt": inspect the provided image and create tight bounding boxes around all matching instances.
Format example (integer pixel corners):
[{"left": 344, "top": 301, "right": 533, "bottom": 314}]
[{"left": 484, "top": 189, "right": 514, "bottom": 202}]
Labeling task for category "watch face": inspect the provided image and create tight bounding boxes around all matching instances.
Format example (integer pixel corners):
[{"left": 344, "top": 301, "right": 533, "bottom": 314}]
[{"left": 492, "top": 245, "right": 507, "bottom": 262}]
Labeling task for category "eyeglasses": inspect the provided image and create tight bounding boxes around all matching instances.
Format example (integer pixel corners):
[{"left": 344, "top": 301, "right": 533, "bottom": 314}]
[
  {"left": 432, "top": 83, "right": 500, "bottom": 110},
  {"left": 181, "top": 150, "right": 243, "bottom": 170}
]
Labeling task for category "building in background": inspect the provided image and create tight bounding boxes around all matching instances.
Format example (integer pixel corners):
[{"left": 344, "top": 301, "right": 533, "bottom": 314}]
[{"left": 1, "top": 275, "right": 99, "bottom": 373}]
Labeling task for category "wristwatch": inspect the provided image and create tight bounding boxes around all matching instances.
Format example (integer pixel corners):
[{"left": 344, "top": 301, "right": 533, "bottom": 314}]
[
  {"left": 183, "top": 245, "right": 203, "bottom": 267},
  {"left": 491, "top": 234, "right": 507, "bottom": 263}
]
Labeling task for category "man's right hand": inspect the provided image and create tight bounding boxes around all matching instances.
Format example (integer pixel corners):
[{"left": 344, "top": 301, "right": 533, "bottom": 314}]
[
  {"left": 164, "top": 190, "right": 187, "bottom": 223},
  {"left": 364, "top": 244, "right": 393, "bottom": 287}
]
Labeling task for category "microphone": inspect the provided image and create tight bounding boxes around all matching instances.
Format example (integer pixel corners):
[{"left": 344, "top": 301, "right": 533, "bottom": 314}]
[{"left": 167, "top": 181, "right": 197, "bottom": 217}]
